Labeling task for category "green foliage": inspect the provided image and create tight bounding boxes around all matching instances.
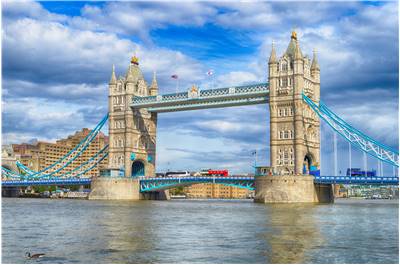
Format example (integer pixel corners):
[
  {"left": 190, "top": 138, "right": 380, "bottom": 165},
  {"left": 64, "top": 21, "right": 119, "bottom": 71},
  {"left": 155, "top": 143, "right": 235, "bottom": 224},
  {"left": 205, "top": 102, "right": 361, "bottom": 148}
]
[{"left": 170, "top": 186, "right": 185, "bottom": 195}]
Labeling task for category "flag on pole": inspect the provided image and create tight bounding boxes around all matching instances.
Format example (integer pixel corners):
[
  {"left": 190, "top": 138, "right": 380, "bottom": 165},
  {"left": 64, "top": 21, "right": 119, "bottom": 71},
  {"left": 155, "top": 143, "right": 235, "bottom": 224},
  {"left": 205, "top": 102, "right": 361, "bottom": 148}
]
[
  {"left": 171, "top": 74, "right": 178, "bottom": 79},
  {"left": 206, "top": 69, "right": 214, "bottom": 76}
]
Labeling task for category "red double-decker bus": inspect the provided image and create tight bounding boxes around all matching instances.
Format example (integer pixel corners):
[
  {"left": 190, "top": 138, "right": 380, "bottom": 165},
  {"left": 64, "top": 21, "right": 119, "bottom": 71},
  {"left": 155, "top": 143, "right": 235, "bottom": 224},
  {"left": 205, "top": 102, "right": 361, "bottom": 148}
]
[{"left": 200, "top": 169, "right": 229, "bottom": 177}]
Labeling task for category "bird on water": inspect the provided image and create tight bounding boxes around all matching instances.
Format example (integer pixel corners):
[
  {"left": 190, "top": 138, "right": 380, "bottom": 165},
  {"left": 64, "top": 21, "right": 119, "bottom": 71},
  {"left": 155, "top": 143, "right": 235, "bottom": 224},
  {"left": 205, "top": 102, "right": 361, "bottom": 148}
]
[{"left": 25, "top": 252, "right": 45, "bottom": 259}]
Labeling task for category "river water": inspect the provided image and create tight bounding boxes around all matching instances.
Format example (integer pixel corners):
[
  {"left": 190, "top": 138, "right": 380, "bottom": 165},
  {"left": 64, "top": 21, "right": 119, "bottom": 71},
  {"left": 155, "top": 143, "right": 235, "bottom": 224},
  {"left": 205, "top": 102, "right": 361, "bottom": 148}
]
[{"left": 1, "top": 198, "right": 398, "bottom": 264}]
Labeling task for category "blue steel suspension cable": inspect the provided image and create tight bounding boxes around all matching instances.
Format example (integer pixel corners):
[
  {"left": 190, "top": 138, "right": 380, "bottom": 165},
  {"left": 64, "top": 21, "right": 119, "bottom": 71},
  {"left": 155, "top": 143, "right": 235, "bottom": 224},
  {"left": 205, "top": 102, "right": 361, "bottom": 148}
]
[
  {"left": 1, "top": 167, "right": 22, "bottom": 179},
  {"left": 318, "top": 101, "right": 398, "bottom": 153},
  {"left": 18, "top": 114, "right": 109, "bottom": 178},
  {"left": 73, "top": 152, "right": 109, "bottom": 178},
  {"left": 28, "top": 122, "right": 107, "bottom": 179},
  {"left": 52, "top": 145, "right": 109, "bottom": 179},
  {"left": 15, "top": 161, "right": 36, "bottom": 175},
  {"left": 2, "top": 152, "right": 109, "bottom": 181},
  {"left": 15, "top": 115, "right": 107, "bottom": 176},
  {"left": 2, "top": 145, "right": 108, "bottom": 180},
  {"left": 16, "top": 114, "right": 109, "bottom": 177},
  {"left": 302, "top": 93, "right": 399, "bottom": 167},
  {"left": 24, "top": 145, "right": 109, "bottom": 180}
]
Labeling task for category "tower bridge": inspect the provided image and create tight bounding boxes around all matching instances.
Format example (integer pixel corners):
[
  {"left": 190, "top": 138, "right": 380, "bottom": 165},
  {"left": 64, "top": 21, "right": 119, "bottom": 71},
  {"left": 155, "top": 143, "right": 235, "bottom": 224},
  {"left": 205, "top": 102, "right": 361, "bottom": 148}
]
[{"left": 2, "top": 31, "right": 398, "bottom": 203}]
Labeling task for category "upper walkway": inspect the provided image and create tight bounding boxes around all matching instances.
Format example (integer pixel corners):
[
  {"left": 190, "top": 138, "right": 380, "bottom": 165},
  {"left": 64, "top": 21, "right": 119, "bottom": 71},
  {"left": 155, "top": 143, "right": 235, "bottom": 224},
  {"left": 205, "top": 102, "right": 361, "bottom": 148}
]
[{"left": 131, "top": 83, "right": 269, "bottom": 112}]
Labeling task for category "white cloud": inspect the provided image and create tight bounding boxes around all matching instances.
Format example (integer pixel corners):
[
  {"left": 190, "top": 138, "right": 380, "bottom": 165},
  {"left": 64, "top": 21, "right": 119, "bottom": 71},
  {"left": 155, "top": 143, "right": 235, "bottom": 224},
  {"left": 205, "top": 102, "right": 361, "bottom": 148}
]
[
  {"left": 2, "top": 0, "right": 398, "bottom": 174},
  {"left": 216, "top": 71, "right": 260, "bottom": 87}
]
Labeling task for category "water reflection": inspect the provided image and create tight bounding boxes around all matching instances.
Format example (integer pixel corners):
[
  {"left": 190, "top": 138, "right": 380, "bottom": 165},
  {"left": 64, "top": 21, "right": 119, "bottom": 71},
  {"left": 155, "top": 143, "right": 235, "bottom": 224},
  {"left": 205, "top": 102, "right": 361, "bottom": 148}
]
[
  {"left": 2, "top": 198, "right": 398, "bottom": 264},
  {"left": 263, "top": 204, "right": 323, "bottom": 263}
]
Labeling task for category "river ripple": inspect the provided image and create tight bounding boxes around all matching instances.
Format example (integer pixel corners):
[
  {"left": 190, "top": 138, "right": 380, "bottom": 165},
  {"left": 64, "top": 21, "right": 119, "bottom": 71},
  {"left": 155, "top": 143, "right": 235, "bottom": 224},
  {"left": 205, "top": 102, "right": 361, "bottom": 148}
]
[{"left": 1, "top": 198, "right": 398, "bottom": 263}]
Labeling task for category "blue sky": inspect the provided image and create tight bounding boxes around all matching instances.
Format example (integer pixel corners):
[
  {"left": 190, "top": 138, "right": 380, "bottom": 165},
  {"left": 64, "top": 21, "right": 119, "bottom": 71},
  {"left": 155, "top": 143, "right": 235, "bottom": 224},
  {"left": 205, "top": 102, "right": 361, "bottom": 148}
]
[{"left": 2, "top": 0, "right": 399, "bottom": 175}]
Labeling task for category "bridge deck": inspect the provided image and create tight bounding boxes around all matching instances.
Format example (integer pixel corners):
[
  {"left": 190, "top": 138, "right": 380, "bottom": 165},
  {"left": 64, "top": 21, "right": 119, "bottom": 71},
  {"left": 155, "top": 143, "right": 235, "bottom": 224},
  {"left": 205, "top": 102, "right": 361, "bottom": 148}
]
[{"left": 2, "top": 176, "right": 398, "bottom": 190}]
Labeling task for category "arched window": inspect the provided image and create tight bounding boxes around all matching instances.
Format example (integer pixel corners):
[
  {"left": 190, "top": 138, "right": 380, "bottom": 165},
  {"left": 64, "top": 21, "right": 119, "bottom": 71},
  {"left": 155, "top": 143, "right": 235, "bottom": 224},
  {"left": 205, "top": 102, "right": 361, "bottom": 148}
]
[{"left": 278, "top": 109, "right": 283, "bottom": 117}]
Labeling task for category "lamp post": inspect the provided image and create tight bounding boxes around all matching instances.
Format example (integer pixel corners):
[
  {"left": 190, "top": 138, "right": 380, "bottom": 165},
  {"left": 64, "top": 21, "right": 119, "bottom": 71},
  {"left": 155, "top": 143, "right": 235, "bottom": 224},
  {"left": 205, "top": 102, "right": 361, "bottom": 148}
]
[{"left": 252, "top": 150, "right": 257, "bottom": 176}]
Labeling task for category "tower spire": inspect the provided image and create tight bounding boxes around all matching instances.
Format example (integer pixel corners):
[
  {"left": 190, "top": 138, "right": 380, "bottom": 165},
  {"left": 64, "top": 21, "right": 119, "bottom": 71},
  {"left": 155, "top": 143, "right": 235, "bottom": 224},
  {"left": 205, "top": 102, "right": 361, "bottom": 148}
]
[
  {"left": 126, "top": 64, "right": 134, "bottom": 82},
  {"left": 150, "top": 71, "right": 158, "bottom": 89},
  {"left": 294, "top": 39, "right": 303, "bottom": 60},
  {"left": 109, "top": 64, "right": 117, "bottom": 84},
  {"left": 311, "top": 48, "right": 320, "bottom": 70},
  {"left": 269, "top": 41, "right": 277, "bottom": 64}
]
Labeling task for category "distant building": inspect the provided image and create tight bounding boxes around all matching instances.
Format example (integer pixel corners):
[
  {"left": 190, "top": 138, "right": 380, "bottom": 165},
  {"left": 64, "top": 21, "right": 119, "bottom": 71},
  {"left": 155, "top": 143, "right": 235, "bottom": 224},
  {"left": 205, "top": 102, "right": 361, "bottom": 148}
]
[
  {"left": 12, "top": 128, "right": 109, "bottom": 177},
  {"left": 183, "top": 183, "right": 252, "bottom": 199}
]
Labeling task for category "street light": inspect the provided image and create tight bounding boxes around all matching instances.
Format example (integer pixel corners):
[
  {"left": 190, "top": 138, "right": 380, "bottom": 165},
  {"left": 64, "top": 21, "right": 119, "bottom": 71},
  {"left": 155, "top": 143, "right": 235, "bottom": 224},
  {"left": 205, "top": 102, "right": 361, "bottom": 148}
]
[{"left": 252, "top": 150, "right": 257, "bottom": 175}]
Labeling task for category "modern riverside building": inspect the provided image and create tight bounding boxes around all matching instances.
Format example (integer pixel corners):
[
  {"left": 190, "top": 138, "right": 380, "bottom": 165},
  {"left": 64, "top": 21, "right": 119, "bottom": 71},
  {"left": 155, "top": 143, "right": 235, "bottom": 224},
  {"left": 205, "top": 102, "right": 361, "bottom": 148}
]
[
  {"left": 183, "top": 183, "right": 252, "bottom": 199},
  {"left": 12, "top": 128, "right": 109, "bottom": 177}
]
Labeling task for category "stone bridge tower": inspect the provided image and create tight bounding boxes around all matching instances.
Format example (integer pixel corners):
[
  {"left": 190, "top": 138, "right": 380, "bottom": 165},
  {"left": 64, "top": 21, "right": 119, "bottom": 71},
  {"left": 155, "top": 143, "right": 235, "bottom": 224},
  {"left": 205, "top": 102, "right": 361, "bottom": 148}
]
[
  {"left": 108, "top": 56, "right": 157, "bottom": 178},
  {"left": 269, "top": 31, "right": 321, "bottom": 175}
]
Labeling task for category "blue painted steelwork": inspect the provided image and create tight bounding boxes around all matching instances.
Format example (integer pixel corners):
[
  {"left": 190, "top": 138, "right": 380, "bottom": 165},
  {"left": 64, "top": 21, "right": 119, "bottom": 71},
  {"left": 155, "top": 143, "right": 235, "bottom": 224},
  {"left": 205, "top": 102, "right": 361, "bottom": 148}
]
[
  {"left": 303, "top": 94, "right": 399, "bottom": 167},
  {"left": 2, "top": 175, "right": 398, "bottom": 188},
  {"left": 139, "top": 175, "right": 398, "bottom": 192},
  {"left": 131, "top": 83, "right": 269, "bottom": 112},
  {"left": 314, "top": 176, "right": 399, "bottom": 185},
  {"left": 15, "top": 114, "right": 109, "bottom": 178},
  {"left": 1, "top": 178, "right": 92, "bottom": 187},
  {"left": 2, "top": 151, "right": 108, "bottom": 181},
  {"left": 139, "top": 176, "right": 255, "bottom": 192}
]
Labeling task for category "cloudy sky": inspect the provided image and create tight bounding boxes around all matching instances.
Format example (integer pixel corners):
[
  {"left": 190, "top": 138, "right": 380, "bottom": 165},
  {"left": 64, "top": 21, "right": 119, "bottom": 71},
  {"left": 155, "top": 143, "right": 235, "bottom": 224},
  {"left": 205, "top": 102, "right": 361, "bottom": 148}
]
[{"left": 2, "top": 0, "right": 398, "bottom": 175}]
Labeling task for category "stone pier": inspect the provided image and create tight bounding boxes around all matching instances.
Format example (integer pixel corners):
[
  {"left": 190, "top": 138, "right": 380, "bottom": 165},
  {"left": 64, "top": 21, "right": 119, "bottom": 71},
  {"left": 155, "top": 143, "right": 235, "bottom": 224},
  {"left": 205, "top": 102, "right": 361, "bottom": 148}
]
[
  {"left": 88, "top": 177, "right": 170, "bottom": 200},
  {"left": 88, "top": 178, "right": 141, "bottom": 200},
  {"left": 254, "top": 175, "right": 334, "bottom": 203}
]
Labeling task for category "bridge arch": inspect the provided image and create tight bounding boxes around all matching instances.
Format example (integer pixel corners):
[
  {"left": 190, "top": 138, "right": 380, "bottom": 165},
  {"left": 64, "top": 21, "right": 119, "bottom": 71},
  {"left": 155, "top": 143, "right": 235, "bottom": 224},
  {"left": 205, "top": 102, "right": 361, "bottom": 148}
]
[
  {"left": 131, "top": 160, "right": 145, "bottom": 177},
  {"left": 303, "top": 153, "right": 314, "bottom": 174}
]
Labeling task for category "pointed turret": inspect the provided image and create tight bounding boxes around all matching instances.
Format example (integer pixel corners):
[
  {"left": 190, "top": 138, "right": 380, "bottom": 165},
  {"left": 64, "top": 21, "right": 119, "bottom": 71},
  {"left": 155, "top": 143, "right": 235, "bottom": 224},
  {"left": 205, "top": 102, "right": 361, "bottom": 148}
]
[
  {"left": 311, "top": 49, "right": 320, "bottom": 70},
  {"left": 269, "top": 41, "right": 277, "bottom": 64},
  {"left": 109, "top": 64, "right": 117, "bottom": 84},
  {"left": 149, "top": 71, "right": 158, "bottom": 96},
  {"left": 294, "top": 40, "right": 303, "bottom": 60},
  {"left": 150, "top": 71, "right": 158, "bottom": 89},
  {"left": 126, "top": 64, "right": 134, "bottom": 83},
  {"left": 285, "top": 30, "right": 298, "bottom": 58},
  {"left": 125, "top": 54, "right": 144, "bottom": 83}
]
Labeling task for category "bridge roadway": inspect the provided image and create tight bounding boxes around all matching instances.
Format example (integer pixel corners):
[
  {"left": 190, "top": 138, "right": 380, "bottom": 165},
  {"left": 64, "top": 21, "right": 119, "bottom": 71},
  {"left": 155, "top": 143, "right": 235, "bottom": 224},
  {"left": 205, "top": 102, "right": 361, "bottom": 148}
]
[{"left": 2, "top": 176, "right": 398, "bottom": 192}]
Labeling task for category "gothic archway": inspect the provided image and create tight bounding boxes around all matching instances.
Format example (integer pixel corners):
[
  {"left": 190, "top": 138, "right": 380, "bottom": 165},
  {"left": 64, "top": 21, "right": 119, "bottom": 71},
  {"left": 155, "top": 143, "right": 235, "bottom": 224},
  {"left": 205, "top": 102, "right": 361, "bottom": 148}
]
[
  {"left": 303, "top": 154, "right": 313, "bottom": 174},
  {"left": 131, "top": 160, "right": 145, "bottom": 177}
]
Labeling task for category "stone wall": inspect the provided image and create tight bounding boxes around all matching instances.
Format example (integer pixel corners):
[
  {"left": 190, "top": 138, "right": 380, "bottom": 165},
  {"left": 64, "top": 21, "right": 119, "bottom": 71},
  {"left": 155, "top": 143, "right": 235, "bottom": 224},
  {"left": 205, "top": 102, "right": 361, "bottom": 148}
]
[
  {"left": 254, "top": 175, "right": 333, "bottom": 203},
  {"left": 88, "top": 178, "right": 141, "bottom": 200}
]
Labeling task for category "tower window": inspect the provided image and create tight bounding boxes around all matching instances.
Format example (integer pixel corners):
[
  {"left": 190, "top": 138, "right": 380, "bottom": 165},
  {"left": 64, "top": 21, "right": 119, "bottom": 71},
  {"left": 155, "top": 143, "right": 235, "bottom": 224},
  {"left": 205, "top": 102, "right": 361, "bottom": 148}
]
[{"left": 282, "top": 78, "right": 288, "bottom": 87}]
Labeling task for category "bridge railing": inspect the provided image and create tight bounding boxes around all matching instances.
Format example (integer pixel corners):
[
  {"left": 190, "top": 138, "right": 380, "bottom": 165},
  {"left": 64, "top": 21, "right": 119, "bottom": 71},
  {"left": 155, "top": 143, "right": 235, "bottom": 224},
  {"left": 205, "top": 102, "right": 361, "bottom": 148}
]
[{"left": 131, "top": 83, "right": 269, "bottom": 106}]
